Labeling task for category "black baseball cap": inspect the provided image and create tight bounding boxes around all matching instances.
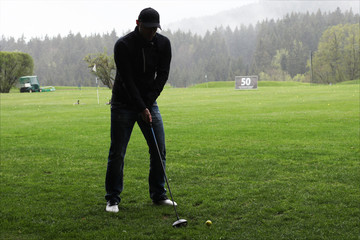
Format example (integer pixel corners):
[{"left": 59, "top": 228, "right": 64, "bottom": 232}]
[{"left": 138, "top": 7, "right": 162, "bottom": 29}]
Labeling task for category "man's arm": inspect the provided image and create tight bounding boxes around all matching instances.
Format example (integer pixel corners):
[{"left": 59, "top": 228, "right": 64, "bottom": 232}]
[
  {"left": 145, "top": 38, "right": 172, "bottom": 107},
  {"left": 114, "top": 40, "right": 147, "bottom": 113}
]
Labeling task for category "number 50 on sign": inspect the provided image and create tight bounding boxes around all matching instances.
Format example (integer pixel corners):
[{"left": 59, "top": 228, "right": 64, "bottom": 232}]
[{"left": 235, "top": 76, "right": 258, "bottom": 90}]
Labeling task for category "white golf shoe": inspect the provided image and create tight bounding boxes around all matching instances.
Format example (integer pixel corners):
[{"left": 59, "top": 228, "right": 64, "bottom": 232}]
[{"left": 106, "top": 201, "right": 119, "bottom": 213}]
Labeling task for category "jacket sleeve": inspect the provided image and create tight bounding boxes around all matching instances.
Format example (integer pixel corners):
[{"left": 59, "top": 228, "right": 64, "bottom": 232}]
[
  {"left": 145, "top": 38, "right": 172, "bottom": 108},
  {"left": 114, "top": 40, "right": 147, "bottom": 113}
]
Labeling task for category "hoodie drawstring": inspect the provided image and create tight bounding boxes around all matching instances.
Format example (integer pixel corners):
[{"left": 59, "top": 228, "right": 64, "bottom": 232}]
[{"left": 142, "top": 48, "right": 146, "bottom": 73}]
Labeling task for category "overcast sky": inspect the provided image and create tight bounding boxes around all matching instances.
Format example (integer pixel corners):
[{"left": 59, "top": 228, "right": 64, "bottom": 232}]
[{"left": 0, "top": 0, "right": 257, "bottom": 40}]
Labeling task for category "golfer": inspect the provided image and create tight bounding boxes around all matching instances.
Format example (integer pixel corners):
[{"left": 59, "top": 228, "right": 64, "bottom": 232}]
[{"left": 105, "top": 7, "right": 175, "bottom": 213}]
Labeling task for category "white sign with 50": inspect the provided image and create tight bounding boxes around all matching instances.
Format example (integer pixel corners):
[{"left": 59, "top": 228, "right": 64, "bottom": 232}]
[{"left": 235, "top": 76, "right": 258, "bottom": 90}]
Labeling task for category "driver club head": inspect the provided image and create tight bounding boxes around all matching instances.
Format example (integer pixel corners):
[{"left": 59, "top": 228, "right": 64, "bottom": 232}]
[
  {"left": 172, "top": 219, "right": 188, "bottom": 228},
  {"left": 150, "top": 125, "right": 187, "bottom": 229}
]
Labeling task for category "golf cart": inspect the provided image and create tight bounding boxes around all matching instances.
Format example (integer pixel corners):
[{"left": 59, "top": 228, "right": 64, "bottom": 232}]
[
  {"left": 19, "top": 76, "right": 55, "bottom": 93},
  {"left": 19, "top": 76, "right": 40, "bottom": 92}
]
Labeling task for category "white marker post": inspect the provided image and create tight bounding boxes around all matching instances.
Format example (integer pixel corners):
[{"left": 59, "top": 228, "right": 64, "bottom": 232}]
[
  {"left": 96, "top": 77, "right": 99, "bottom": 104},
  {"left": 92, "top": 64, "right": 99, "bottom": 104}
]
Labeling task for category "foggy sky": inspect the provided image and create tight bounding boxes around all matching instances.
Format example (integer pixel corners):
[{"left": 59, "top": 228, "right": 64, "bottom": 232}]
[
  {"left": 1, "top": 0, "right": 358, "bottom": 40},
  {"left": 0, "top": 0, "right": 257, "bottom": 39}
]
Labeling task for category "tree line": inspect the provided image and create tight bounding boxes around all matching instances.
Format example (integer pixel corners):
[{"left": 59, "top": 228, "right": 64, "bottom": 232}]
[{"left": 1, "top": 8, "right": 359, "bottom": 88}]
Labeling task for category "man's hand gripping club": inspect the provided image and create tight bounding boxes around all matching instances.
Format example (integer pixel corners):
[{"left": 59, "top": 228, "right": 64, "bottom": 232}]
[{"left": 141, "top": 108, "right": 152, "bottom": 124}]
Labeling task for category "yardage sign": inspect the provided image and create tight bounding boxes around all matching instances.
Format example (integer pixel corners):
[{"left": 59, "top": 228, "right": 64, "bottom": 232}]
[{"left": 235, "top": 76, "right": 258, "bottom": 90}]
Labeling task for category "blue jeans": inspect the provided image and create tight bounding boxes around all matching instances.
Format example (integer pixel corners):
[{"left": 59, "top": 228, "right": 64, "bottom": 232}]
[{"left": 105, "top": 103, "right": 166, "bottom": 203}]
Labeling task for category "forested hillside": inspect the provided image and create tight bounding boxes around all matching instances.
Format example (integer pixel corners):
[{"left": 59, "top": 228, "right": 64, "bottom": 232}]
[{"left": 1, "top": 8, "right": 358, "bottom": 87}]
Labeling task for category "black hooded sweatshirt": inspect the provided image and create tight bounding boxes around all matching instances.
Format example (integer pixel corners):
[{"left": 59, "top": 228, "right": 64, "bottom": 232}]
[{"left": 111, "top": 27, "right": 172, "bottom": 113}]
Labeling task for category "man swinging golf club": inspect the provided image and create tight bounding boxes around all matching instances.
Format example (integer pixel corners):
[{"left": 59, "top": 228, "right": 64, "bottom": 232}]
[{"left": 105, "top": 7, "right": 175, "bottom": 213}]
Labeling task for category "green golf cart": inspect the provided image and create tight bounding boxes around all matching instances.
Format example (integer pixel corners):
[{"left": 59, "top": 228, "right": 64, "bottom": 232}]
[{"left": 19, "top": 76, "right": 55, "bottom": 93}]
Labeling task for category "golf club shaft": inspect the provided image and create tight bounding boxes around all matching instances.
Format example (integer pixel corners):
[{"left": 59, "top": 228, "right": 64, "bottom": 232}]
[{"left": 150, "top": 124, "right": 180, "bottom": 220}]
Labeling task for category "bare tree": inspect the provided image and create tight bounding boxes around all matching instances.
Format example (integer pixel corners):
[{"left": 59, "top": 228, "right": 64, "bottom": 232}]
[{"left": 84, "top": 50, "right": 115, "bottom": 89}]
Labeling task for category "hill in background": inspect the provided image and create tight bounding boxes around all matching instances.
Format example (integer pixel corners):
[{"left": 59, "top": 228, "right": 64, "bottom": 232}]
[{"left": 165, "top": 0, "right": 360, "bottom": 35}]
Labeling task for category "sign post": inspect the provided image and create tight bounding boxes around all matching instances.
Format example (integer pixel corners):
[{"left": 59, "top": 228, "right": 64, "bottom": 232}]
[
  {"left": 235, "top": 76, "right": 258, "bottom": 90},
  {"left": 96, "top": 77, "right": 99, "bottom": 104},
  {"left": 93, "top": 64, "right": 100, "bottom": 104}
]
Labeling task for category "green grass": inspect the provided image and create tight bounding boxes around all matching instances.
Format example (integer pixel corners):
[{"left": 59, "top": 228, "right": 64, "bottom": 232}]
[
  {"left": 338, "top": 79, "right": 360, "bottom": 85},
  {"left": 1, "top": 82, "right": 359, "bottom": 239}
]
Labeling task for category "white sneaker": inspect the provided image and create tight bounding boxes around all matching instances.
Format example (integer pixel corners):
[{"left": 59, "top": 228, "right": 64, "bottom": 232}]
[
  {"left": 154, "top": 199, "right": 177, "bottom": 206},
  {"left": 106, "top": 201, "right": 119, "bottom": 213}
]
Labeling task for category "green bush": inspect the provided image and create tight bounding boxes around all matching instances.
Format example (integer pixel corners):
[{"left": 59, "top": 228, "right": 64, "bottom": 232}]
[{"left": 0, "top": 51, "right": 34, "bottom": 93}]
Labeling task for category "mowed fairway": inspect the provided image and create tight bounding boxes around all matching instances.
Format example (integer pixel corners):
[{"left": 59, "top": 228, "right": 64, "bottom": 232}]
[{"left": 1, "top": 82, "right": 359, "bottom": 240}]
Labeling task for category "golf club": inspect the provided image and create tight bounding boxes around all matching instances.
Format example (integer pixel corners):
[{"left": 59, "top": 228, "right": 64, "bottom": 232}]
[{"left": 150, "top": 124, "right": 188, "bottom": 228}]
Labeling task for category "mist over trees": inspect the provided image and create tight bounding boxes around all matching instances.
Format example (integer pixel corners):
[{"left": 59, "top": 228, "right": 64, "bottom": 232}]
[
  {"left": 166, "top": 0, "right": 360, "bottom": 36},
  {"left": 0, "top": 8, "right": 358, "bottom": 88}
]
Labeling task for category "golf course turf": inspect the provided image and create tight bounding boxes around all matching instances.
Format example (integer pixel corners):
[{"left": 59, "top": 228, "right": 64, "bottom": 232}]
[{"left": 1, "top": 81, "right": 359, "bottom": 239}]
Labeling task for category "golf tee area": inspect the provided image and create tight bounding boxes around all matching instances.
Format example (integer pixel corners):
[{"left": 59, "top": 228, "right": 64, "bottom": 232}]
[{"left": 1, "top": 81, "right": 359, "bottom": 239}]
